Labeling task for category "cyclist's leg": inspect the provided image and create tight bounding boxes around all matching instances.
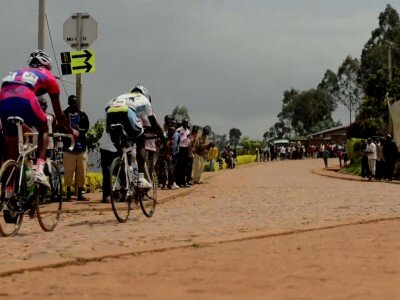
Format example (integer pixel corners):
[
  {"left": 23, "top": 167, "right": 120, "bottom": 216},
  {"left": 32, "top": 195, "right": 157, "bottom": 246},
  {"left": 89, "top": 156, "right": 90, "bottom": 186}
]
[{"left": 28, "top": 98, "right": 50, "bottom": 186}]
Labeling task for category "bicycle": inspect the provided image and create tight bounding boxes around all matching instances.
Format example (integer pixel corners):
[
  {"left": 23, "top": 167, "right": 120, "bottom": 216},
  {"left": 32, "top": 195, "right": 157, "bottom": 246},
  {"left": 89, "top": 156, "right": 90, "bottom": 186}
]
[
  {"left": 109, "top": 124, "right": 158, "bottom": 223},
  {"left": 0, "top": 116, "right": 74, "bottom": 237}
]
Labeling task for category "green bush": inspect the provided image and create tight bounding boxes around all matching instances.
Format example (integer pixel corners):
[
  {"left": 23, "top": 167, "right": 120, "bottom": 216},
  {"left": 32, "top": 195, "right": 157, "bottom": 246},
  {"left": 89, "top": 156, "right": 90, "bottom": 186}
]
[
  {"left": 236, "top": 155, "right": 256, "bottom": 165},
  {"left": 85, "top": 172, "right": 103, "bottom": 192},
  {"left": 347, "top": 138, "right": 364, "bottom": 162},
  {"left": 346, "top": 156, "right": 361, "bottom": 176}
]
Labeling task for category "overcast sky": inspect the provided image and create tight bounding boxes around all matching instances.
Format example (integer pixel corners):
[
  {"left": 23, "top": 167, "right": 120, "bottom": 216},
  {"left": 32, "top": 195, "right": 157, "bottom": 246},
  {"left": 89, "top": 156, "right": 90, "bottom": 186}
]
[{"left": 1, "top": 1, "right": 399, "bottom": 139}]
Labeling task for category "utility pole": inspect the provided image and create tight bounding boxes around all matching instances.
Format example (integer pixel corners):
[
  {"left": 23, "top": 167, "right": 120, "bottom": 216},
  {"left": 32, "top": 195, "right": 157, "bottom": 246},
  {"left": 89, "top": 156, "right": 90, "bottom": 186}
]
[
  {"left": 388, "top": 41, "right": 393, "bottom": 83},
  {"left": 38, "top": 0, "right": 46, "bottom": 50},
  {"left": 76, "top": 13, "right": 83, "bottom": 109}
]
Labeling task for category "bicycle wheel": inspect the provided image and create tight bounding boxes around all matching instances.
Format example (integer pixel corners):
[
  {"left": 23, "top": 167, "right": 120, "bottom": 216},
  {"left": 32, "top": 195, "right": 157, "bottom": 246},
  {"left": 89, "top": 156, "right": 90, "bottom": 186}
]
[
  {"left": 36, "top": 161, "right": 63, "bottom": 232},
  {"left": 139, "top": 164, "right": 157, "bottom": 218},
  {"left": 110, "top": 158, "right": 131, "bottom": 222},
  {"left": 0, "top": 160, "right": 24, "bottom": 237}
]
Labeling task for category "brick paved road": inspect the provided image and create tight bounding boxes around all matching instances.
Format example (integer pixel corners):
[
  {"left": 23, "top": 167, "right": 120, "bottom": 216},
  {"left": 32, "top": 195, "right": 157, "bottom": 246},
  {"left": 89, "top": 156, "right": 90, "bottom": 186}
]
[{"left": 1, "top": 159, "right": 399, "bottom": 276}]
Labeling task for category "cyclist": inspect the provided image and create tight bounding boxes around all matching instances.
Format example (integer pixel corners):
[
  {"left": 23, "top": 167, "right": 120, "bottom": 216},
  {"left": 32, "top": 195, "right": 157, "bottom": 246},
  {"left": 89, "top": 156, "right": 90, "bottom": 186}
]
[
  {"left": 0, "top": 50, "right": 78, "bottom": 187},
  {"left": 106, "top": 83, "right": 164, "bottom": 189}
]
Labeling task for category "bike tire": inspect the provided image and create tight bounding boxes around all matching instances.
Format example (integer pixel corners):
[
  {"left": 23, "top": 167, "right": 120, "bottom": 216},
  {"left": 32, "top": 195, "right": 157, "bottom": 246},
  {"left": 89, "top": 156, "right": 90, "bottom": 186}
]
[
  {"left": 0, "top": 160, "right": 24, "bottom": 237},
  {"left": 110, "top": 157, "right": 131, "bottom": 223},
  {"left": 36, "top": 161, "right": 63, "bottom": 232},
  {"left": 139, "top": 164, "right": 157, "bottom": 218}
]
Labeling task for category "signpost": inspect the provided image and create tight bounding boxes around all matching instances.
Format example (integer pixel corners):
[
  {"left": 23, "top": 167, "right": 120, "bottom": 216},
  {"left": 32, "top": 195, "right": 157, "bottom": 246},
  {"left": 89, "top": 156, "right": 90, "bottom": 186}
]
[
  {"left": 63, "top": 13, "right": 97, "bottom": 109},
  {"left": 61, "top": 49, "right": 96, "bottom": 75}
]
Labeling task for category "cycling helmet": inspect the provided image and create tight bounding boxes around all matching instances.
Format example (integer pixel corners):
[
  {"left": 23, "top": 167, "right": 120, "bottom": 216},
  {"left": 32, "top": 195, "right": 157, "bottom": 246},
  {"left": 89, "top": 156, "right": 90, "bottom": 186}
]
[
  {"left": 38, "top": 97, "right": 48, "bottom": 110},
  {"left": 131, "top": 83, "right": 151, "bottom": 101},
  {"left": 28, "top": 50, "right": 52, "bottom": 69}
]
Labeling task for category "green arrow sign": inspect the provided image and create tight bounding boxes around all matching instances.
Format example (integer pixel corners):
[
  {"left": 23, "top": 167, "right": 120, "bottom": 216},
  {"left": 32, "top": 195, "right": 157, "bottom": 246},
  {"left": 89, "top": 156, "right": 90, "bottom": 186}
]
[{"left": 60, "top": 49, "right": 96, "bottom": 75}]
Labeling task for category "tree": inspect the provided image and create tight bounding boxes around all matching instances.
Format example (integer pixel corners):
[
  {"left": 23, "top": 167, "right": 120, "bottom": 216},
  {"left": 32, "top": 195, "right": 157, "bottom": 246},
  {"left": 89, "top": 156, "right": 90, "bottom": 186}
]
[
  {"left": 239, "top": 137, "right": 262, "bottom": 155},
  {"left": 213, "top": 133, "right": 228, "bottom": 152},
  {"left": 284, "top": 88, "right": 337, "bottom": 136},
  {"left": 86, "top": 119, "right": 105, "bottom": 151},
  {"left": 171, "top": 105, "right": 190, "bottom": 123},
  {"left": 229, "top": 128, "right": 242, "bottom": 146},
  {"left": 336, "top": 55, "right": 363, "bottom": 124}
]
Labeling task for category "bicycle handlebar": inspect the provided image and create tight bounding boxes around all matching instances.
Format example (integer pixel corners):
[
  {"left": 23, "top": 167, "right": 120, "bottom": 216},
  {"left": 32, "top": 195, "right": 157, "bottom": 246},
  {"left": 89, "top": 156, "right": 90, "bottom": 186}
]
[{"left": 24, "top": 132, "right": 75, "bottom": 151}]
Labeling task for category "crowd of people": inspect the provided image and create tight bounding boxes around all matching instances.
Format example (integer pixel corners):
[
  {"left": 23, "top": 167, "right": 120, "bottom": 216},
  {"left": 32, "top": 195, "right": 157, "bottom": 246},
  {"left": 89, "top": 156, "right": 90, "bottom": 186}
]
[
  {"left": 0, "top": 50, "right": 399, "bottom": 208},
  {"left": 359, "top": 135, "right": 399, "bottom": 181}
]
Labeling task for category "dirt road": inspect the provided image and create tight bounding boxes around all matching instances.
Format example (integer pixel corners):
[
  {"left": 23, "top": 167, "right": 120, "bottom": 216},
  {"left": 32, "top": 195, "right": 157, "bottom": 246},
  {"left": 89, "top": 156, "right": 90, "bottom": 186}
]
[{"left": 0, "top": 159, "right": 399, "bottom": 299}]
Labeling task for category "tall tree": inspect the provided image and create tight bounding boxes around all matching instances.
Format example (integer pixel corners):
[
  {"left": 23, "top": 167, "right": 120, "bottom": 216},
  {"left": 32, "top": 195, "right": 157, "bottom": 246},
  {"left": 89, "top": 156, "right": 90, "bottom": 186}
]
[
  {"left": 336, "top": 55, "right": 363, "bottom": 124},
  {"left": 171, "top": 105, "right": 190, "bottom": 123},
  {"left": 358, "top": 4, "right": 400, "bottom": 128},
  {"left": 229, "top": 128, "right": 242, "bottom": 146},
  {"left": 284, "top": 88, "right": 337, "bottom": 136}
]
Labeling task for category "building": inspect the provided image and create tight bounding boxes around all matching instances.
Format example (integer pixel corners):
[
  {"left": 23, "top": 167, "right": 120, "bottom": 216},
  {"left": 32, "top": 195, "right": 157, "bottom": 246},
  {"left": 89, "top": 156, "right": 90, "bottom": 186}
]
[{"left": 308, "top": 125, "right": 348, "bottom": 145}]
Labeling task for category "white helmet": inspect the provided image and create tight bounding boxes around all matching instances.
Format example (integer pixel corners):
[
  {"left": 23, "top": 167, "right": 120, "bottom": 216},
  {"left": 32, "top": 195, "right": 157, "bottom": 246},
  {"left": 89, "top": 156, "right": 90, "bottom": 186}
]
[
  {"left": 131, "top": 83, "right": 151, "bottom": 101},
  {"left": 27, "top": 50, "right": 52, "bottom": 69}
]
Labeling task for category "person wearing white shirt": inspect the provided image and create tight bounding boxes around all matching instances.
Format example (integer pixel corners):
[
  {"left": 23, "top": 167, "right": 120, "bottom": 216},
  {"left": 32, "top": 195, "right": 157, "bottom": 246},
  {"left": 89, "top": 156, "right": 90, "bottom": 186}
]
[{"left": 365, "top": 137, "right": 377, "bottom": 179}]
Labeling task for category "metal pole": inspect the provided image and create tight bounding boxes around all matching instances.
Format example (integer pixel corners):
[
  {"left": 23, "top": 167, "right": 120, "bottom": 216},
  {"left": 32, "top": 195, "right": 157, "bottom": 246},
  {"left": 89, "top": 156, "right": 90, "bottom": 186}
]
[
  {"left": 76, "top": 13, "right": 82, "bottom": 110},
  {"left": 388, "top": 43, "right": 392, "bottom": 82},
  {"left": 38, "top": 0, "right": 45, "bottom": 50}
]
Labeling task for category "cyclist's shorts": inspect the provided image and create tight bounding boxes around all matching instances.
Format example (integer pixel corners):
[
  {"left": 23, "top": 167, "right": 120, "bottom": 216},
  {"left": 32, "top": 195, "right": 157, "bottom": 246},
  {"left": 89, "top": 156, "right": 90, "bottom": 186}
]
[
  {"left": 106, "top": 107, "right": 142, "bottom": 147},
  {"left": 0, "top": 84, "right": 47, "bottom": 136}
]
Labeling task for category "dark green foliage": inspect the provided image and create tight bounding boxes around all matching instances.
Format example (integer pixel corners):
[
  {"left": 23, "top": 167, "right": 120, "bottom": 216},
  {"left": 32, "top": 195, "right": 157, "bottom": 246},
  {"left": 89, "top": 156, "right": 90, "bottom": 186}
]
[{"left": 86, "top": 119, "right": 105, "bottom": 151}]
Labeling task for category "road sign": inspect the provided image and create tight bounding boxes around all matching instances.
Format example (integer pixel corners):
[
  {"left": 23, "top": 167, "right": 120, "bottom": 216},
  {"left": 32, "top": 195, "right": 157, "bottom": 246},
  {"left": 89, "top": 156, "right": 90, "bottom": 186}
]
[
  {"left": 63, "top": 13, "right": 97, "bottom": 48},
  {"left": 60, "top": 49, "right": 96, "bottom": 75}
]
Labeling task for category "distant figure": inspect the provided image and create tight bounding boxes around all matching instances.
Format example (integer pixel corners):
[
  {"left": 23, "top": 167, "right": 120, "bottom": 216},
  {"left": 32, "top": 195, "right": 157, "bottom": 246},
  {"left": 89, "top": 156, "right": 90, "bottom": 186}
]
[
  {"left": 322, "top": 144, "right": 330, "bottom": 168},
  {"left": 208, "top": 142, "right": 218, "bottom": 172},
  {"left": 382, "top": 134, "right": 398, "bottom": 181}
]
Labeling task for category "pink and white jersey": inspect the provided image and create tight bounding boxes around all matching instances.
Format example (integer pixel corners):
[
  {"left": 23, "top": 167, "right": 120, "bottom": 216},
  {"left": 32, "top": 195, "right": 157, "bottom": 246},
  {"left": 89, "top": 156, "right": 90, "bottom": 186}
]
[{"left": 1, "top": 67, "right": 60, "bottom": 99}]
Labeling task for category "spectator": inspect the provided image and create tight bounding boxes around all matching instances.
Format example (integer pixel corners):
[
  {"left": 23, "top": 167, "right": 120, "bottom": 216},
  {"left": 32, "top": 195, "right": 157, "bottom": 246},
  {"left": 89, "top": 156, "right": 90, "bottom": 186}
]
[
  {"left": 222, "top": 146, "right": 233, "bottom": 169},
  {"left": 360, "top": 140, "right": 370, "bottom": 180},
  {"left": 175, "top": 118, "right": 190, "bottom": 187},
  {"left": 99, "top": 125, "right": 118, "bottom": 203},
  {"left": 163, "top": 115, "right": 180, "bottom": 189},
  {"left": 322, "top": 144, "right": 330, "bottom": 168},
  {"left": 375, "top": 137, "right": 384, "bottom": 181},
  {"left": 337, "top": 146, "right": 344, "bottom": 167},
  {"left": 158, "top": 126, "right": 176, "bottom": 189},
  {"left": 192, "top": 125, "right": 211, "bottom": 183},
  {"left": 382, "top": 134, "right": 398, "bottom": 181},
  {"left": 365, "top": 137, "right": 377, "bottom": 179},
  {"left": 208, "top": 142, "right": 218, "bottom": 171},
  {"left": 186, "top": 125, "right": 199, "bottom": 186},
  {"left": 63, "top": 95, "right": 90, "bottom": 201},
  {"left": 280, "top": 145, "right": 286, "bottom": 160}
]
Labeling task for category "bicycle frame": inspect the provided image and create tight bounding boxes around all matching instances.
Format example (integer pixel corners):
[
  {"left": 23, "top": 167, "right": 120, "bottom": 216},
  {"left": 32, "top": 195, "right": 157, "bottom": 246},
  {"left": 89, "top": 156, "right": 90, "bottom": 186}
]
[{"left": 6, "top": 117, "right": 75, "bottom": 197}]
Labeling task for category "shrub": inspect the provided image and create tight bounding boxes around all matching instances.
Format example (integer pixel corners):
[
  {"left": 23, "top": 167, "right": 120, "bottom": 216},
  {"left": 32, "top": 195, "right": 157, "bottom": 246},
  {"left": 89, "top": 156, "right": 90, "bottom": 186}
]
[
  {"left": 347, "top": 138, "right": 363, "bottom": 162},
  {"left": 85, "top": 172, "right": 103, "bottom": 192}
]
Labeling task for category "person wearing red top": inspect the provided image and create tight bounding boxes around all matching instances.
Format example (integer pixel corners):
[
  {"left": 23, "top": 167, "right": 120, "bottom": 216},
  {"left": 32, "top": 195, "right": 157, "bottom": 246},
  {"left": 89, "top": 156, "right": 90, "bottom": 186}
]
[{"left": 0, "top": 50, "right": 78, "bottom": 187}]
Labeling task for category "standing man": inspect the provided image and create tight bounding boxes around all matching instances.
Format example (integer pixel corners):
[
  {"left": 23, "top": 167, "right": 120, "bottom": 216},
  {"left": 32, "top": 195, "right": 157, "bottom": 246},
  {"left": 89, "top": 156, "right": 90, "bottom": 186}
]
[
  {"left": 365, "top": 137, "right": 377, "bottom": 180},
  {"left": 175, "top": 118, "right": 191, "bottom": 188},
  {"left": 99, "top": 124, "right": 118, "bottom": 203},
  {"left": 382, "top": 134, "right": 398, "bottom": 181},
  {"left": 208, "top": 142, "right": 218, "bottom": 171},
  {"left": 192, "top": 125, "right": 211, "bottom": 184},
  {"left": 63, "top": 95, "right": 90, "bottom": 201}
]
